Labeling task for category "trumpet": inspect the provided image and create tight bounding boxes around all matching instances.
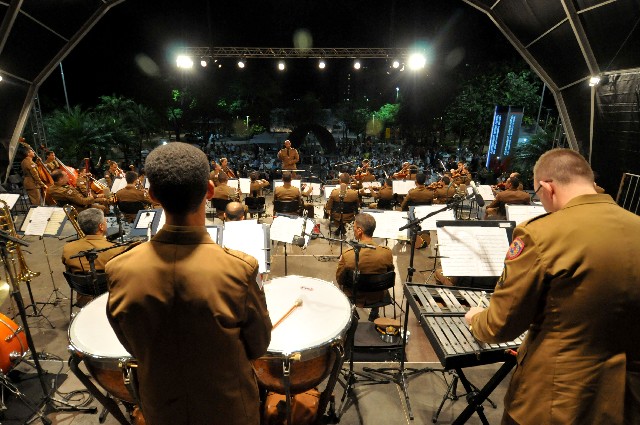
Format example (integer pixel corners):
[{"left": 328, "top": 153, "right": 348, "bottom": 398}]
[
  {"left": 63, "top": 205, "right": 85, "bottom": 239},
  {"left": 0, "top": 200, "right": 40, "bottom": 282}
]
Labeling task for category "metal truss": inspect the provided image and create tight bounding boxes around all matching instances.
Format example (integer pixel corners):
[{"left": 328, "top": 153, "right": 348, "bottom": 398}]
[{"left": 181, "top": 47, "right": 411, "bottom": 59}]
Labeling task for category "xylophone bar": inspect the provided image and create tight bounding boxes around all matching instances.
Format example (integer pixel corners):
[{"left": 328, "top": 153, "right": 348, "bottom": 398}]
[{"left": 406, "top": 284, "right": 491, "bottom": 315}]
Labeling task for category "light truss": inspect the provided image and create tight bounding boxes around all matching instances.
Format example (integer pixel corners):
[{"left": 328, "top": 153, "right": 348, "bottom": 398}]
[{"left": 181, "top": 47, "right": 411, "bottom": 59}]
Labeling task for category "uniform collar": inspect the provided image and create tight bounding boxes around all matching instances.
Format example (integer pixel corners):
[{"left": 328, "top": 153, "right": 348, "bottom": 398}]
[
  {"left": 562, "top": 193, "right": 615, "bottom": 210},
  {"left": 83, "top": 235, "right": 107, "bottom": 241},
  {"left": 152, "top": 225, "right": 213, "bottom": 245}
]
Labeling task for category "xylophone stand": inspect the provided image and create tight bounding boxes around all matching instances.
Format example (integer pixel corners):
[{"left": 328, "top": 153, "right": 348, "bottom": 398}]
[{"left": 433, "top": 368, "right": 497, "bottom": 423}]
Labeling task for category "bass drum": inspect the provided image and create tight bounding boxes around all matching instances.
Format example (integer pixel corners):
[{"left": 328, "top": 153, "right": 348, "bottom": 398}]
[
  {"left": 68, "top": 293, "right": 135, "bottom": 403},
  {"left": 253, "top": 276, "right": 352, "bottom": 394},
  {"left": 0, "top": 313, "right": 27, "bottom": 374}
]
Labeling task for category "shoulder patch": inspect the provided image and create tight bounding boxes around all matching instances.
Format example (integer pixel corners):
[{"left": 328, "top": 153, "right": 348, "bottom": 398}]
[{"left": 506, "top": 237, "right": 525, "bottom": 260}]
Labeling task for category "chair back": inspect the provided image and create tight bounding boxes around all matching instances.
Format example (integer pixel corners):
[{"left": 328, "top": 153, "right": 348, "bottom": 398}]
[
  {"left": 332, "top": 201, "right": 358, "bottom": 215},
  {"left": 63, "top": 271, "right": 109, "bottom": 296},
  {"left": 273, "top": 199, "right": 300, "bottom": 214},
  {"left": 343, "top": 270, "right": 396, "bottom": 293},
  {"left": 377, "top": 198, "right": 394, "bottom": 210},
  {"left": 211, "top": 198, "right": 232, "bottom": 212},
  {"left": 118, "top": 201, "right": 146, "bottom": 215},
  {"left": 245, "top": 196, "right": 266, "bottom": 210}
]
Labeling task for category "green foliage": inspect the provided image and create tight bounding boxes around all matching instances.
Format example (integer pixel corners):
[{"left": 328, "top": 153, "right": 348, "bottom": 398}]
[
  {"left": 512, "top": 130, "right": 555, "bottom": 185},
  {"left": 375, "top": 103, "right": 399, "bottom": 125}
]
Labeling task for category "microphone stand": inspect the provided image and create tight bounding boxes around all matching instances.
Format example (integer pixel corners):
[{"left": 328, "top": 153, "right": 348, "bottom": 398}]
[
  {"left": 361, "top": 195, "right": 473, "bottom": 419},
  {"left": 0, "top": 233, "right": 97, "bottom": 425}
]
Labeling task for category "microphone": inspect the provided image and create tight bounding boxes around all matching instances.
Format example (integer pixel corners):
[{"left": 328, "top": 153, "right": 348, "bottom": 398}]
[
  {"left": 292, "top": 211, "right": 308, "bottom": 248},
  {"left": 469, "top": 181, "right": 485, "bottom": 207}
]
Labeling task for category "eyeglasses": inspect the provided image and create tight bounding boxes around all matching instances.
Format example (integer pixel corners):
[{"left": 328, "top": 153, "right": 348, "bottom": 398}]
[{"left": 533, "top": 180, "right": 552, "bottom": 197}]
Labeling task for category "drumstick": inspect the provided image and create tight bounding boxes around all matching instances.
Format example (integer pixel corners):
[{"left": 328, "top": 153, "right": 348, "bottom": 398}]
[{"left": 272, "top": 298, "right": 303, "bottom": 330}]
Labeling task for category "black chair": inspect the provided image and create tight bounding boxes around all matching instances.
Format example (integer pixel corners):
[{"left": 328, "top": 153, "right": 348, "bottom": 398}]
[
  {"left": 273, "top": 199, "right": 300, "bottom": 216},
  {"left": 211, "top": 198, "right": 232, "bottom": 221},
  {"left": 117, "top": 201, "right": 147, "bottom": 222},
  {"left": 342, "top": 270, "right": 397, "bottom": 320},
  {"left": 376, "top": 198, "right": 395, "bottom": 211},
  {"left": 244, "top": 196, "right": 266, "bottom": 221},
  {"left": 63, "top": 271, "right": 109, "bottom": 321},
  {"left": 328, "top": 201, "right": 359, "bottom": 236}
]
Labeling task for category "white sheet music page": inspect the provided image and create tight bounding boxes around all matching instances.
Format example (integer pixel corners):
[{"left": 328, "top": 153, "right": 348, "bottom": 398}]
[
  {"left": 392, "top": 180, "right": 415, "bottom": 195},
  {"left": 270, "top": 215, "right": 302, "bottom": 244},
  {"left": 478, "top": 185, "right": 496, "bottom": 201},
  {"left": 0, "top": 194, "right": 20, "bottom": 209},
  {"left": 506, "top": 205, "right": 547, "bottom": 225},
  {"left": 323, "top": 185, "right": 339, "bottom": 199},
  {"left": 306, "top": 182, "right": 321, "bottom": 197},
  {"left": 24, "top": 207, "right": 54, "bottom": 236},
  {"left": 223, "top": 220, "right": 268, "bottom": 273},
  {"left": 274, "top": 179, "right": 302, "bottom": 190},
  {"left": 45, "top": 208, "right": 66, "bottom": 235},
  {"left": 437, "top": 226, "right": 510, "bottom": 276},
  {"left": 411, "top": 205, "right": 457, "bottom": 231},
  {"left": 238, "top": 178, "right": 251, "bottom": 194},
  {"left": 362, "top": 209, "right": 409, "bottom": 240},
  {"left": 111, "top": 177, "right": 127, "bottom": 193},
  {"left": 135, "top": 211, "right": 156, "bottom": 229}
]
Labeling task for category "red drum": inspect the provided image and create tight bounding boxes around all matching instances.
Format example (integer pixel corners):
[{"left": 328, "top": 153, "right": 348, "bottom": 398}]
[
  {"left": 0, "top": 313, "right": 27, "bottom": 374},
  {"left": 253, "top": 276, "right": 352, "bottom": 394},
  {"left": 68, "top": 293, "right": 135, "bottom": 403}
]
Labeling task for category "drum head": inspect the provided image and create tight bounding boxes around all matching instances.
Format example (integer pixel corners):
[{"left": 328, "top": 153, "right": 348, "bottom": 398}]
[
  {"left": 68, "top": 292, "right": 131, "bottom": 359},
  {"left": 264, "top": 276, "right": 351, "bottom": 355}
]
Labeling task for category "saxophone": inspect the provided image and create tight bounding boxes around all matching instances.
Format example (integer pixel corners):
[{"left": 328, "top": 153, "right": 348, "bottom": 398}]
[{"left": 0, "top": 200, "right": 40, "bottom": 282}]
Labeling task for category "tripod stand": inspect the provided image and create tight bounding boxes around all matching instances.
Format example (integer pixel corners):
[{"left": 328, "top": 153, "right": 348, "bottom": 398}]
[{"left": 0, "top": 230, "right": 97, "bottom": 424}]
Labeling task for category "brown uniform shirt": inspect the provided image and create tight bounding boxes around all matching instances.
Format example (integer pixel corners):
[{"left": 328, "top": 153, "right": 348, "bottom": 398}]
[
  {"left": 249, "top": 179, "right": 270, "bottom": 197},
  {"left": 486, "top": 188, "right": 531, "bottom": 217},
  {"left": 401, "top": 186, "right": 435, "bottom": 210},
  {"left": 62, "top": 235, "right": 125, "bottom": 273},
  {"left": 325, "top": 185, "right": 360, "bottom": 223},
  {"left": 471, "top": 194, "right": 640, "bottom": 424},
  {"left": 116, "top": 184, "right": 152, "bottom": 222},
  {"left": 107, "top": 226, "right": 272, "bottom": 425},
  {"left": 277, "top": 147, "right": 299, "bottom": 170},
  {"left": 48, "top": 184, "right": 95, "bottom": 210},
  {"left": 213, "top": 183, "right": 239, "bottom": 201},
  {"left": 209, "top": 170, "right": 220, "bottom": 187},
  {"left": 374, "top": 186, "right": 394, "bottom": 202},
  {"left": 433, "top": 184, "right": 457, "bottom": 204},
  {"left": 21, "top": 157, "right": 44, "bottom": 205},
  {"left": 336, "top": 243, "right": 394, "bottom": 306}
]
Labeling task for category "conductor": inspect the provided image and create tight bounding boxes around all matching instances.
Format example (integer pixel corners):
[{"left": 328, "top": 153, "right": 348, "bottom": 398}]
[
  {"left": 277, "top": 139, "right": 299, "bottom": 171},
  {"left": 106, "top": 142, "right": 272, "bottom": 425}
]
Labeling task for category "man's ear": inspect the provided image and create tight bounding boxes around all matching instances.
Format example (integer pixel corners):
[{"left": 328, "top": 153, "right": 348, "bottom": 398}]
[{"left": 148, "top": 186, "right": 159, "bottom": 204}]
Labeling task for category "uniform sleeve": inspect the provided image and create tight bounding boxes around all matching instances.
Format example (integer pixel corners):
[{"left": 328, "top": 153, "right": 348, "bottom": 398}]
[
  {"left": 70, "top": 188, "right": 94, "bottom": 206},
  {"left": 293, "top": 149, "right": 299, "bottom": 164},
  {"left": 400, "top": 191, "right": 411, "bottom": 211},
  {"left": 28, "top": 162, "right": 44, "bottom": 186},
  {"left": 241, "top": 264, "right": 272, "bottom": 360},
  {"left": 471, "top": 226, "right": 547, "bottom": 343},
  {"left": 486, "top": 193, "right": 500, "bottom": 210},
  {"left": 325, "top": 191, "right": 335, "bottom": 212},
  {"left": 336, "top": 253, "right": 348, "bottom": 286}
]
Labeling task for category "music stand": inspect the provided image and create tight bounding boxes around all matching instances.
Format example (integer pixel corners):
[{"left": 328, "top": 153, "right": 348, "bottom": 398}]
[
  {"left": 269, "top": 214, "right": 312, "bottom": 275},
  {"left": 19, "top": 206, "right": 69, "bottom": 328},
  {"left": 129, "top": 208, "right": 164, "bottom": 239},
  {"left": 221, "top": 220, "right": 271, "bottom": 274},
  {"left": 409, "top": 205, "right": 457, "bottom": 283}
]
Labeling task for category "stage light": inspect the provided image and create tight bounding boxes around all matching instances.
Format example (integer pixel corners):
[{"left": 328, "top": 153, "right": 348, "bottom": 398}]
[
  {"left": 353, "top": 60, "right": 361, "bottom": 70},
  {"left": 176, "top": 55, "right": 193, "bottom": 69},
  {"left": 237, "top": 60, "right": 245, "bottom": 68},
  {"left": 200, "top": 59, "right": 207, "bottom": 67},
  {"left": 278, "top": 61, "right": 285, "bottom": 71},
  {"left": 392, "top": 60, "right": 400, "bottom": 69},
  {"left": 318, "top": 60, "right": 326, "bottom": 69},
  {"left": 589, "top": 75, "right": 601, "bottom": 86},
  {"left": 408, "top": 53, "right": 426, "bottom": 70}
]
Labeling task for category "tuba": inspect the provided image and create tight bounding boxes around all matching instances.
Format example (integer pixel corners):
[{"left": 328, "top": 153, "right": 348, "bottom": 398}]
[
  {"left": 0, "top": 200, "right": 40, "bottom": 282},
  {"left": 63, "top": 205, "right": 85, "bottom": 239}
]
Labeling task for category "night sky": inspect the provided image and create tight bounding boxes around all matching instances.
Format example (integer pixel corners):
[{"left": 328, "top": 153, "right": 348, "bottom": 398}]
[{"left": 37, "top": 0, "right": 520, "bottom": 116}]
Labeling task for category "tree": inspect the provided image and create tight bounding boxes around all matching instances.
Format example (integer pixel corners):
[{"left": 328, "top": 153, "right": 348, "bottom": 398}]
[
  {"left": 511, "top": 129, "right": 554, "bottom": 187},
  {"left": 444, "top": 61, "right": 543, "bottom": 152},
  {"left": 166, "top": 89, "right": 197, "bottom": 141}
]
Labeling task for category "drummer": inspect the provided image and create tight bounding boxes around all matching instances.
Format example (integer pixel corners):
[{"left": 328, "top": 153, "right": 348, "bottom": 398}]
[
  {"left": 106, "top": 142, "right": 272, "bottom": 425},
  {"left": 336, "top": 213, "right": 395, "bottom": 321}
]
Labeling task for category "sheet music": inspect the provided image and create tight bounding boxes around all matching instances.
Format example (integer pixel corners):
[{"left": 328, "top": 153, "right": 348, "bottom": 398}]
[
  {"left": 135, "top": 211, "right": 156, "bottom": 229},
  {"left": 157, "top": 210, "right": 166, "bottom": 231},
  {"left": 111, "top": 177, "right": 127, "bottom": 193},
  {"left": 478, "top": 185, "right": 496, "bottom": 201},
  {"left": 361, "top": 181, "right": 381, "bottom": 189},
  {"left": 144, "top": 178, "right": 150, "bottom": 189},
  {"left": 392, "top": 180, "right": 415, "bottom": 195},
  {"left": 46, "top": 208, "right": 67, "bottom": 235},
  {"left": 506, "top": 205, "right": 547, "bottom": 225},
  {"left": 24, "top": 207, "right": 54, "bottom": 236},
  {"left": 269, "top": 215, "right": 304, "bottom": 244},
  {"left": 205, "top": 226, "right": 220, "bottom": 244},
  {"left": 437, "top": 226, "right": 510, "bottom": 276},
  {"left": 361, "top": 209, "right": 409, "bottom": 240},
  {"left": 238, "top": 178, "right": 251, "bottom": 194},
  {"left": 304, "top": 182, "right": 322, "bottom": 197},
  {"left": 323, "top": 185, "right": 339, "bottom": 199},
  {"left": 274, "top": 179, "right": 302, "bottom": 190},
  {"left": 228, "top": 179, "right": 239, "bottom": 189},
  {"left": 0, "top": 194, "right": 20, "bottom": 209},
  {"left": 223, "top": 220, "right": 269, "bottom": 273},
  {"left": 411, "top": 205, "right": 457, "bottom": 231}
]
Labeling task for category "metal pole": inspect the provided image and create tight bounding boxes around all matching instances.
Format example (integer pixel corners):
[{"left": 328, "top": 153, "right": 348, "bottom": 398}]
[
  {"left": 60, "top": 62, "right": 71, "bottom": 113},
  {"left": 535, "top": 83, "right": 546, "bottom": 132}
]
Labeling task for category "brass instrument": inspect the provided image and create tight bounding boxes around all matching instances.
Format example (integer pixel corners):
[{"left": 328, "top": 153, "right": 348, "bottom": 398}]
[
  {"left": 63, "top": 205, "right": 86, "bottom": 239},
  {"left": 0, "top": 200, "right": 40, "bottom": 282}
]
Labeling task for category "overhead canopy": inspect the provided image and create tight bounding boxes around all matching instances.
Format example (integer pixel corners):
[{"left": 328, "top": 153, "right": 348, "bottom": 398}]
[
  {"left": 0, "top": 0, "right": 124, "bottom": 180},
  {"left": 463, "top": 0, "right": 640, "bottom": 194}
]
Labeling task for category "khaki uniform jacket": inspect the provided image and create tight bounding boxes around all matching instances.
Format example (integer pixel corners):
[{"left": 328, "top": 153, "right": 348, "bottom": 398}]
[
  {"left": 48, "top": 184, "right": 95, "bottom": 210},
  {"left": 336, "top": 243, "right": 394, "bottom": 306},
  {"left": 62, "top": 235, "right": 125, "bottom": 273},
  {"left": 401, "top": 186, "right": 435, "bottom": 210},
  {"left": 104, "top": 170, "right": 118, "bottom": 189},
  {"left": 107, "top": 226, "right": 272, "bottom": 425},
  {"left": 325, "top": 185, "right": 360, "bottom": 223},
  {"left": 209, "top": 170, "right": 220, "bottom": 187},
  {"left": 374, "top": 186, "right": 394, "bottom": 202},
  {"left": 487, "top": 188, "right": 530, "bottom": 216},
  {"left": 470, "top": 194, "right": 640, "bottom": 425},
  {"left": 45, "top": 160, "right": 59, "bottom": 173},
  {"left": 249, "top": 180, "right": 270, "bottom": 197},
  {"left": 433, "top": 184, "right": 457, "bottom": 204},
  {"left": 213, "top": 183, "right": 239, "bottom": 201},
  {"left": 273, "top": 185, "right": 303, "bottom": 214},
  {"left": 21, "top": 157, "right": 43, "bottom": 190},
  {"left": 116, "top": 185, "right": 152, "bottom": 222},
  {"left": 277, "top": 148, "right": 299, "bottom": 169}
]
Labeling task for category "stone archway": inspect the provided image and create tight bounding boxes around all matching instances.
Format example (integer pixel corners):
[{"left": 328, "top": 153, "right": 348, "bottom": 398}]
[{"left": 289, "top": 124, "right": 337, "bottom": 155}]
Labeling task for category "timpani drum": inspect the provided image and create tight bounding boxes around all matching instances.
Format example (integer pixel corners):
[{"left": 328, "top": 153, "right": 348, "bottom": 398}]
[
  {"left": 68, "top": 292, "right": 135, "bottom": 403},
  {"left": 253, "top": 276, "right": 352, "bottom": 394}
]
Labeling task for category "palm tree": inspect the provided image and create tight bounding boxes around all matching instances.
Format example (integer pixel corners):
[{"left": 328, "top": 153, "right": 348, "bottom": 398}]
[{"left": 512, "top": 130, "right": 554, "bottom": 186}]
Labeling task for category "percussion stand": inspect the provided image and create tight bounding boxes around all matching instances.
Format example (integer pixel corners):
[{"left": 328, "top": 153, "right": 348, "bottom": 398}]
[
  {"left": 0, "top": 231, "right": 97, "bottom": 424},
  {"left": 30, "top": 235, "right": 67, "bottom": 328}
]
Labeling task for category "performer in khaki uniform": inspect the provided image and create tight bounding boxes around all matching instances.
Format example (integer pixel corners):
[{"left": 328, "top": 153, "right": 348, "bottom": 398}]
[
  {"left": 466, "top": 149, "right": 640, "bottom": 425},
  {"left": 433, "top": 176, "right": 457, "bottom": 204},
  {"left": 336, "top": 213, "right": 394, "bottom": 309},
  {"left": 107, "top": 142, "right": 272, "bottom": 425},
  {"left": 44, "top": 151, "right": 60, "bottom": 173},
  {"left": 115, "top": 171, "right": 152, "bottom": 222},
  {"left": 325, "top": 173, "right": 360, "bottom": 233},
  {"left": 400, "top": 173, "right": 435, "bottom": 210},
  {"left": 249, "top": 172, "right": 270, "bottom": 197},
  {"left": 212, "top": 172, "right": 240, "bottom": 220},
  {"left": 277, "top": 139, "right": 299, "bottom": 170},
  {"left": 485, "top": 176, "right": 530, "bottom": 218},
  {"left": 209, "top": 161, "right": 222, "bottom": 186},
  {"left": 21, "top": 148, "right": 45, "bottom": 206},
  {"left": 367, "top": 178, "right": 394, "bottom": 209},
  {"left": 48, "top": 170, "right": 108, "bottom": 213},
  {"left": 273, "top": 172, "right": 313, "bottom": 216}
]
